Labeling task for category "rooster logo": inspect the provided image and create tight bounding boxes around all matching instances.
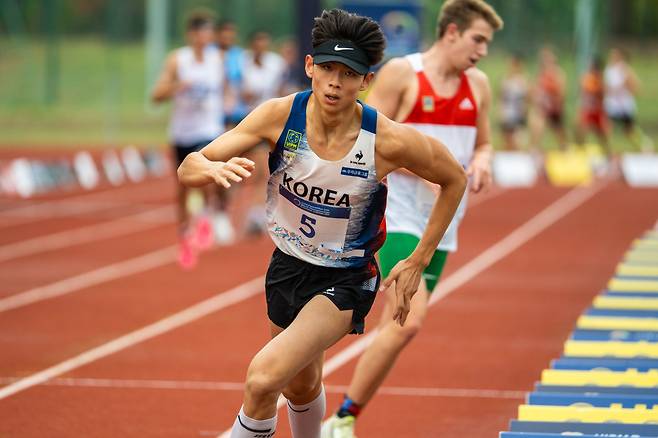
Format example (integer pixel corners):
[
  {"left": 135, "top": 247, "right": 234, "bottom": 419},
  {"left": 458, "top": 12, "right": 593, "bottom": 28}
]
[{"left": 355, "top": 150, "right": 364, "bottom": 163}]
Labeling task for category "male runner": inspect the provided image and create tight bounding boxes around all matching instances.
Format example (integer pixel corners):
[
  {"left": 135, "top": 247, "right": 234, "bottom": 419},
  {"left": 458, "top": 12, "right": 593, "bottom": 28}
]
[
  {"left": 178, "top": 9, "right": 467, "bottom": 438},
  {"left": 323, "top": 1, "right": 502, "bottom": 436},
  {"left": 152, "top": 10, "right": 226, "bottom": 268}
]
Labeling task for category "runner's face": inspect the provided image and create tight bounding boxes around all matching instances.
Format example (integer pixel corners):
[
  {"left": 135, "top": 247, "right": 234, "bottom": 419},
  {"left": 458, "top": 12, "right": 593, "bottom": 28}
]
[
  {"left": 449, "top": 18, "right": 493, "bottom": 70},
  {"left": 188, "top": 26, "right": 214, "bottom": 48},
  {"left": 305, "top": 55, "right": 372, "bottom": 111}
]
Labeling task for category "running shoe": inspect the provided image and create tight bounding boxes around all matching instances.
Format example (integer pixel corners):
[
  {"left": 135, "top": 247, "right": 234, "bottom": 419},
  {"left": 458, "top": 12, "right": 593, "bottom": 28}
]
[
  {"left": 177, "top": 234, "right": 197, "bottom": 270},
  {"left": 193, "top": 215, "right": 214, "bottom": 250},
  {"left": 321, "top": 414, "right": 356, "bottom": 438},
  {"left": 212, "top": 212, "right": 235, "bottom": 245}
]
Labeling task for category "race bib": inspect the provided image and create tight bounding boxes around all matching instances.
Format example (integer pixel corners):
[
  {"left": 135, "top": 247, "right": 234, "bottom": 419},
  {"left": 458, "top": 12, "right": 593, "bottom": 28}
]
[{"left": 276, "top": 184, "right": 351, "bottom": 254}]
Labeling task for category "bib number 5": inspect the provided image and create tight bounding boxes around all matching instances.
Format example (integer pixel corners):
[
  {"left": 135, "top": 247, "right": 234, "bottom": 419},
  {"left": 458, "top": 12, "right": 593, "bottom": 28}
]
[{"left": 299, "top": 214, "right": 317, "bottom": 238}]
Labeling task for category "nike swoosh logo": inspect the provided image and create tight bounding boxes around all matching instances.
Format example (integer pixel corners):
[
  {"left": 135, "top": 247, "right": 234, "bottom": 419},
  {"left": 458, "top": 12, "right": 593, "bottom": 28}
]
[{"left": 334, "top": 45, "right": 354, "bottom": 52}]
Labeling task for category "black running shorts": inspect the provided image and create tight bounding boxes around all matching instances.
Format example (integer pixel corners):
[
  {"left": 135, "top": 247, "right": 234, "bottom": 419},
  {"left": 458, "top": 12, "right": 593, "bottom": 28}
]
[{"left": 265, "top": 248, "right": 380, "bottom": 334}]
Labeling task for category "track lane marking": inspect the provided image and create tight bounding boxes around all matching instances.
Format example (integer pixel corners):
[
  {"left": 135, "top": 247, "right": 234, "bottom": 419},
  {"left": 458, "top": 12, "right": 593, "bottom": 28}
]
[
  {"left": 0, "top": 246, "right": 177, "bottom": 313},
  {"left": 0, "top": 205, "right": 175, "bottom": 263},
  {"left": 0, "top": 376, "right": 525, "bottom": 400},
  {"left": 0, "top": 177, "right": 172, "bottom": 228},
  {"left": 0, "top": 277, "right": 265, "bottom": 401}
]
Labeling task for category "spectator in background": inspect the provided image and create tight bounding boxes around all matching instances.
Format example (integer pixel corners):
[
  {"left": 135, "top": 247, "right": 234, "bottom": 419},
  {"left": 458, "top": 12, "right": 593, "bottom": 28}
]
[
  {"left": 241, "top": 30, "right": 286, "bottom": 111},
  {"left": 216, "top": 20, "right": 248, "bottom": 126},
  {"left": 241, "top": 30, "right": 286, "bottom": 235},
  {"left": 575, "top": 56, "right": 611, "bottom": 159},
  {"left": 278, "top": 38, "right": 305, "bottom": 96},
  {"left": 604, "top": 47, "right": 652, "bottom": 152},
  {"left": 530, "top": 46, "right": 568, "bottom": 151},
  {"left": 498, "top": 53, "right": 530, "bottom": 150},
  {"left": 151, "top": 10, "right": 232, "bottom": 269}
]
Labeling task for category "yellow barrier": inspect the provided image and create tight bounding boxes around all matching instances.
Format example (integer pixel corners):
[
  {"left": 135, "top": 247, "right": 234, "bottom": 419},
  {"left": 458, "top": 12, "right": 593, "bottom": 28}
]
[
  {"left": 577, "top": 315, "right": 658, "bottom": 331},
  {"left": 617, "top": 264, "right": 658, "bottom": 277},
  {"left": 624, "top": 252, "right": 658, "bottom": 264},
  {"left": 594, "top": 296, "right": 658, "bottom": 310},
  {"left": 608, "top": 278, "right": 658, "bottom": 292},
  {"left": 634, "top": 239, "right": 658, "bottom": 249},
  {"left": 564, "top": 340, "right": 658, "bottom": 358},
  {"left": 545, "top": 149, "right": 593, "bottom": 187},
  {"left": 518, "top": 404, "right": 658, "bottom": 423},
  {"left": 541, "top": 368, "right": 658, "bottom": 387}
]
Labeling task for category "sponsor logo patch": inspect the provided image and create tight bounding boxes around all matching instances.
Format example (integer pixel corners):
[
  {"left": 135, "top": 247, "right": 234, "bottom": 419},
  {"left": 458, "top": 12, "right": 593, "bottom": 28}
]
[
  {"left": 341, "top": 167, "right": 369, "bottom": 179},
  {"left": 284, "top": 129, "right": 302, "bottom": 151},
  {"left": 422, "top": 95, "right": 435, "bottom": 112},
  {"left": 349, "top": 149, "right": 366, "bottom": 166},
  {"left": 459, "top": 98, "right": 474, "bottom": 111}
]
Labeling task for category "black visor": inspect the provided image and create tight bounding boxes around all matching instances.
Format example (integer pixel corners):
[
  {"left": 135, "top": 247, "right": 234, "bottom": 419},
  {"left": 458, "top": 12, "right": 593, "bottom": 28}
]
[{"left": 312, "top": 40, "right": 370, "bottom": 75}]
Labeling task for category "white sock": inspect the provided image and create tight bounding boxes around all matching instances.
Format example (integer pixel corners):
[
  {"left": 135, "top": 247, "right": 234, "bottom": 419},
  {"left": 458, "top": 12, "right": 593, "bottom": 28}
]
[
  {"left": 230, "top": 406, "right": 277, "bottom": 438},
  {"left": 287, "top": 385, "right": 326, "bottom": 438}
]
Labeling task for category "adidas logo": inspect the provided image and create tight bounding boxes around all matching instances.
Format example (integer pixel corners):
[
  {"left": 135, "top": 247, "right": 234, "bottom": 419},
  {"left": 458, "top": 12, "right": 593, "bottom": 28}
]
[{"left": 458, "top": 98, "right": 474, "bottom": 110}]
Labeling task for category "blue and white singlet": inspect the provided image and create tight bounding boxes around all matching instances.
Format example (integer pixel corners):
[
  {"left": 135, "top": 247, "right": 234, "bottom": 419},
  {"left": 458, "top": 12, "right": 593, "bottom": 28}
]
[{"left": 266, "top": 91, "right": 387, "bottom": 268}]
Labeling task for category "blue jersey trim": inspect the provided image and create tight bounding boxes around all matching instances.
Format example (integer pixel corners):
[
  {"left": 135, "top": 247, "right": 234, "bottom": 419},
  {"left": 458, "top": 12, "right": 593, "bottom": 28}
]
[{"left": 359, "top": 101, "right": 377, "bottom": 134}]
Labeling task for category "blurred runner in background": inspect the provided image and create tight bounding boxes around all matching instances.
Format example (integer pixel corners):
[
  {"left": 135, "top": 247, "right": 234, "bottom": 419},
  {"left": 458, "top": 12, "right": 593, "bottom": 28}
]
[
  {"left": 575, "top": 56, "right": 611, "bottom": 159},
  {"left": 151, "top": 10, "right": 229, "bottom": 268},
  {"left": 604, "top": 47, "right": 653, "bottom": 152},
  {"left": 530, "top": 46, "right": 568, "bottom": 151},
  {"left": 499, "top": 53, "right": 530, "bottom": 151},
  {"left": 241, "top": 30, "right": 286, "bottom": 235}
]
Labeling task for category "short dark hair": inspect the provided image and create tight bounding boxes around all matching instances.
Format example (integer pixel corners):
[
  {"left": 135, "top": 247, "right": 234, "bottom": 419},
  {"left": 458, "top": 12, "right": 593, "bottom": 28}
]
[
  {"left": 436, "top": 0, "right": 503, "bottom": 39},
  {"left": 186, "top": 9, "right": 215, "bottom": 31},
  {"left": 216, "top": 20, "right": 236, "bottom": 32},
  {"left": 311, "top": 9, "right": 386, "bottom": 67}
]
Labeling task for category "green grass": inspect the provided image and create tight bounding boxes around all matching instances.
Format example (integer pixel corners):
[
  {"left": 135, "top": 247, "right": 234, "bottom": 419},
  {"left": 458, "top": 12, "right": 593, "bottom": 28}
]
[
  {"left": 1, "top": 37, "right": 657, "bottom": 150},
  {"left": 0, "top": 37, "right": 169, "bottom": 147}
]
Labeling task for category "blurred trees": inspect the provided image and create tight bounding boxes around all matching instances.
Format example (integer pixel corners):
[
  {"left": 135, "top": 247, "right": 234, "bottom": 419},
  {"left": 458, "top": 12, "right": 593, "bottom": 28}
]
[{"left": 2, "top": 0, "right": 658, "bottom": 43}]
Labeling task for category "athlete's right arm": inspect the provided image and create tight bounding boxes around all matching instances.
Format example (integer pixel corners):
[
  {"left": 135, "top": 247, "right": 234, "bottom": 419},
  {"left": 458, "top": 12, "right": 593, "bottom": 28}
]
[
  {"left": 177, "top": 96, "right": 292, "bottom": 188},
  {"left": 151, "top": 53, "right": 184, "bottom": 103}
]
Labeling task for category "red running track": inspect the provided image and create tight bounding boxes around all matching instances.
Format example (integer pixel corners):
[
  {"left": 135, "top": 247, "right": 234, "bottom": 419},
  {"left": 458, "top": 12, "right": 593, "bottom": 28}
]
[{"left": 0, "top": 173, "right": 657, "bottom": 438}]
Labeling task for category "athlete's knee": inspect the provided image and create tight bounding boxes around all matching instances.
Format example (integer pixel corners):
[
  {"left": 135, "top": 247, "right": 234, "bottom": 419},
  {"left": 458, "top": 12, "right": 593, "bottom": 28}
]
[
  {"left": 245, "top": 358, "right": 285, "bottom": 399},
  {"left": 282, "top": 368, "right": 321, "bottom": 401},
  {"left": 391, "top": 316, "right": 425, "bottom": 344}
]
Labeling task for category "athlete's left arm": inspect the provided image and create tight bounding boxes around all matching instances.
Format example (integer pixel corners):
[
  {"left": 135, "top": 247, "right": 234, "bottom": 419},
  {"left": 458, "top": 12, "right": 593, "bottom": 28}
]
[
  {"left": 376, "top": 117, "right": 467, "bottom": 326},
  {"left": 468, "top": 69, "right": 494, "bottom": 193}
]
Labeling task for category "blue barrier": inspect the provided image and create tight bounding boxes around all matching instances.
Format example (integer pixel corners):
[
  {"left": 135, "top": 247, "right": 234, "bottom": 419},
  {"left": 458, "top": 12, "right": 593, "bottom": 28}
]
[
  {"left": 571, "top": 329, "right": 658, "bottom": 342},
  {"left": 552, "top": 356, "right": 658, "bottom": 371},
  {"left": 527, "top": 390, "right": 658, "bottom": 408},
  {"left": 508, "top": 419, "right": 658, "bottom": 435}
]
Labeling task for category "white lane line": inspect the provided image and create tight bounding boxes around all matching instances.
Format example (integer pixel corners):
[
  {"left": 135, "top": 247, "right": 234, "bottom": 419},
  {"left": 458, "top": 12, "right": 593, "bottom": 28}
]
[
  {"left": 0, "top": 178, "right": 172, "bottom": 228},
  {"left": 0, "top": 206, "right": 175, "bottom": 263},
  {"left": 0, "top": 376, "right": 525, "bottom": 400},
  {"left": 0, "top": 246, "right": 177, "bottom": 313},
  {"left": 219, "top": 181, "right": 607, "bottom": 437},
  {"left": 0, "top": 276, "right": 265, "bottom": 401}
]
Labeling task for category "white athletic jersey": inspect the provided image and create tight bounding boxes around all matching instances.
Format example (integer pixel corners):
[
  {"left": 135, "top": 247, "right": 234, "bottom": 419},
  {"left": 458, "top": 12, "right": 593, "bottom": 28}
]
[
  {"left": 267, "top": 91, "right": 387, "bottom": 268},
  {"left": 500, "top": 74, "right": 528, "bottom": 123},
  {"left": 604, "top": 63, "right": 636, "bottom": 117},
  {"left": 241, "top": 51, "right": 285, "bottom": 112},
  {"left": 169, "top": 46, "right": 224, "bottom": 145},
  {"left": 386, "top": 53, "right": 478, "bottom": 252}
]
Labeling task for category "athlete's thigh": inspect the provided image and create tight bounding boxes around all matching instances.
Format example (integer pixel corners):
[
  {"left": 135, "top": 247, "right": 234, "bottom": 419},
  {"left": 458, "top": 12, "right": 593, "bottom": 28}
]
[{"left": 256, "top": 295, "right": 353, "bottom": 382}]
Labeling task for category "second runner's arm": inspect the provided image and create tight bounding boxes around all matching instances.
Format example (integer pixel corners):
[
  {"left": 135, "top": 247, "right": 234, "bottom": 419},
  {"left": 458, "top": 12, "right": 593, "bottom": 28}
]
[{"left": 376, "top": 117, "right": 467, "bottom": 326}]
